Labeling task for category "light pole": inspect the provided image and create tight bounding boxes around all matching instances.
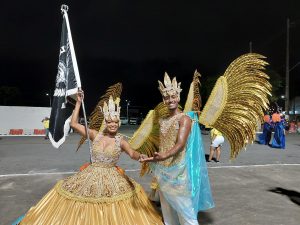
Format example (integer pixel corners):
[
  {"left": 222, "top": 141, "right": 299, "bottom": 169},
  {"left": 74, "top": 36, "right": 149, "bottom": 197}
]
[
  {"left": 46, "top": 92, "right": 51, "bottom": 107},
  {"left": 288, "top": 61, "right": 300, "bottom": 117},
  {"left": 285, "top": 18, "right": 290, "bottom": 117},
  {"left": 125, "top": 100, "right": 130, "bottom": 122}
]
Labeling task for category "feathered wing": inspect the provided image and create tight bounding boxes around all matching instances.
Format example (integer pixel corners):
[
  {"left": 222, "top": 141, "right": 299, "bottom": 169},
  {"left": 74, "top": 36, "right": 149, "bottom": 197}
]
[
  {"left": 200, "top": 53, "right": 272, "bottom": 159},
  {"left": 184, "top": 70, "right": 202, "bottom": 113},
  {"left": 129, "top": 102, "right": 169, "bottom": 175},
  {"left": 77, "top": 83, "right": 122, "bottom": 151}
]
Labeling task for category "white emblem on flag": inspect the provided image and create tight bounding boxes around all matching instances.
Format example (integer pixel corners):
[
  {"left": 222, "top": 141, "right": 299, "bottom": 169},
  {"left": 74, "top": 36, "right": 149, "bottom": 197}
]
[{"left": 54, "top": 61, "right": 67, "bottom": 97}]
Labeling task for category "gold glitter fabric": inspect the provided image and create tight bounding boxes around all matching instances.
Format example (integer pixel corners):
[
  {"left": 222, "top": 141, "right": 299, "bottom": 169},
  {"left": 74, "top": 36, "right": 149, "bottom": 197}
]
[
  {"left": 19, "top": 132, "right": 163, "bottom": 225},
  {"left": 200, "top": 53, "right": 272, "bottom": 159},
  {"left": 158, "top": 113, "right": 186, "bottom": 167}
]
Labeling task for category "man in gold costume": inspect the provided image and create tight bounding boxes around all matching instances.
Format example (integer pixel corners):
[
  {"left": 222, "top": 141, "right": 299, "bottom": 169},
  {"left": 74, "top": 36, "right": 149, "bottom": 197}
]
[
  {"left": 136, "top": 53, "right": 271, "bottom": 225},
  {"left": 142, "top": 73, "right": 214, "bottom": 225}
]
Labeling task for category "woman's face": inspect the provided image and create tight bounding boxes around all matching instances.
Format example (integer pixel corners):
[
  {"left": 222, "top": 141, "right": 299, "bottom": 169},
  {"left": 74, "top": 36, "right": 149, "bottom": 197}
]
[{"left": 105, "top": 118, "right": 119, "bottom": 134}]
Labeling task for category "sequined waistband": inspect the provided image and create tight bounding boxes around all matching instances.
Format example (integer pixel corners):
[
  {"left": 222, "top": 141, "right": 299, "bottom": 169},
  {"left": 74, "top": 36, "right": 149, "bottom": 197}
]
[{"left": 91, "top": 162, "right": 117, "bottom": 168}]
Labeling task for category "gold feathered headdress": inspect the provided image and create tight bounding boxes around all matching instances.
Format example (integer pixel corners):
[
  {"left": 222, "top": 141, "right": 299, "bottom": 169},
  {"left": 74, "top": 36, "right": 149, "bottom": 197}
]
[
  {"left": 99, "top": 96, "right": 121, "bottom": 123},
  {"left": 158, "top": 72, "right": 182, "bottom": 99}
]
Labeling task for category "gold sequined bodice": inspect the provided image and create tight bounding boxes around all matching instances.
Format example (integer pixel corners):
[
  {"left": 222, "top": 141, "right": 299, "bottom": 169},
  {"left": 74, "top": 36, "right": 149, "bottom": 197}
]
[
  {"left": 91, "top": 132, "right": 122, "bottom": 165},
  {"left": 158, "top": 113, "right": 186, "bottom": 167}
]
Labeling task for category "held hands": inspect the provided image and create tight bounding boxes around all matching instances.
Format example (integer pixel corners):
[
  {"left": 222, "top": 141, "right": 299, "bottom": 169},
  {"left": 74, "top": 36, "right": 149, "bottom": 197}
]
[
  {"left": 138, "top": 154, "right": 148, "bottom": 162},
  {"left": 139, "top": 152, "right": 168, "bottom": 162}
]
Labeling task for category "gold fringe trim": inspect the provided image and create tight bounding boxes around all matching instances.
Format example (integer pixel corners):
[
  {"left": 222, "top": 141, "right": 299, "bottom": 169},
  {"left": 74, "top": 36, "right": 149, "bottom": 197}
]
[{"left": 20, "top": 183, "right": 163, "bottom": 225}]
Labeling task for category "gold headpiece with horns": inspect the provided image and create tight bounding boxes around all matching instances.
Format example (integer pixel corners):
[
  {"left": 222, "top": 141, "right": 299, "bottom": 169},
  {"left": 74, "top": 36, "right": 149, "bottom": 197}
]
[
  {"left": 158, "top": 72, "right": 182, "bottom": 99},
  {"left": 99, "top": 96, "right": 121, "bottom": 123}
]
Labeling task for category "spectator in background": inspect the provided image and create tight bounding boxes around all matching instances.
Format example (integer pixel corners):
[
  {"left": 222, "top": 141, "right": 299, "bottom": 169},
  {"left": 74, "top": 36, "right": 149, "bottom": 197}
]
[
  {"left": 288, "top": 120, "right": 297, "bottom": 133},
  {"left": 271, "top": 112, "right": 286, "bottom": 149},
  {"left": 42, "top": 117, "right": 50, "bottom": 139},
  {"left": 296, "top": 117, "right": 300, "bottom": 134},
  {"left": 208, "top": 128, "right": 224, "bottom": 163},
  {"left": 258, "top": 113, "right": 272, "bottom": 145}
]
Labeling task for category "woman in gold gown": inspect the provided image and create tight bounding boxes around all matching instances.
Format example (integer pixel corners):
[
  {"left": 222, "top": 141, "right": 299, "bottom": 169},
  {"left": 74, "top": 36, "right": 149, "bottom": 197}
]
[{"left": 15, "top": 91, "right": 163, "bottom": 225}]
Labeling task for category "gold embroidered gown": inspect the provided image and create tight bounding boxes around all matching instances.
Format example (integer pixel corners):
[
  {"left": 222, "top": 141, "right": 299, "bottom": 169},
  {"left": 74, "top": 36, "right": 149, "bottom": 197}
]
[{"left": 19, "top": 133, "right": 163, "bottom": 225}]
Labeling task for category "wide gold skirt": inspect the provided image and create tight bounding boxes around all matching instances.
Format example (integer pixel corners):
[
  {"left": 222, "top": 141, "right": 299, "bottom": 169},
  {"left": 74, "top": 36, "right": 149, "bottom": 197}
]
[{"left": 20, "top": 164, "right": 163, "bottom": 225}]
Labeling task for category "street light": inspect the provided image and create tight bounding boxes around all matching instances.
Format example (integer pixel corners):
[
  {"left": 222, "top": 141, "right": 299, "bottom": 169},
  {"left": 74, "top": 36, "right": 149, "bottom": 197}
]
[
  {"left": 125, "top": 100, "right": 130, "bottom": 122},
  {"left": 46, "top": 92, "right": 51, "bottom": 107}
]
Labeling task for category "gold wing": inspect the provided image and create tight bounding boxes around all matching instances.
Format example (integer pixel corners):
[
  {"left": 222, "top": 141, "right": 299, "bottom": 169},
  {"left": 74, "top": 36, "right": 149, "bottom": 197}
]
[
  {"left": 129, "top": 102, "right": 169, "bottom": 175},
  {"left": 77, "top": 83, "right": 122, "bottom": 151},
  {"left": 200, "top": 53, "right": 272, "bottom": 159}
]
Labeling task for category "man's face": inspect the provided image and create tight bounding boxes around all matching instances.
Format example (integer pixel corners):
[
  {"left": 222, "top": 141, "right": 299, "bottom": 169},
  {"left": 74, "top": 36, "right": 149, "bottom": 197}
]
[{"left": 163, "top": 94, "right": 179, "bottom": 110}]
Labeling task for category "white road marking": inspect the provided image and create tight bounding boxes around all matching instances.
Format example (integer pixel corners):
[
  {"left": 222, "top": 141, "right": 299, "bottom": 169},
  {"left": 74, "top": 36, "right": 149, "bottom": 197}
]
[
  {"left": 0, "top": 172, "right": 75, "bottom": 178},
  {"left": 208, "top": 163, "right": 300, "bottom": 169},
  {"left": 1, "top": 164, "right": 300, "bottom": 178}
]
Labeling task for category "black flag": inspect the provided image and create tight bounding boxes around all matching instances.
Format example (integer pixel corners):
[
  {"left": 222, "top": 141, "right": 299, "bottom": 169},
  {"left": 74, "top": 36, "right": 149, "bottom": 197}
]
[{"left": 49, "top": 7, "right": 81, "bottom": 148}]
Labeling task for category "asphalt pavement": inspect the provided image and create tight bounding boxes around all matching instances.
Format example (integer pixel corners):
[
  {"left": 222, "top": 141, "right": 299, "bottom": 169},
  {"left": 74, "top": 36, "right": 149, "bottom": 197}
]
[{"left": 0, "top": 126, "right": 300, "bottom": 225}]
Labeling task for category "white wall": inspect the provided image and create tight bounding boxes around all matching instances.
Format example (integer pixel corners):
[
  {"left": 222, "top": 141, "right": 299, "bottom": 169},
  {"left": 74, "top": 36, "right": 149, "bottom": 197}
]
[{"left": 0, "top": 106, "right": 51, "bottom": 135}]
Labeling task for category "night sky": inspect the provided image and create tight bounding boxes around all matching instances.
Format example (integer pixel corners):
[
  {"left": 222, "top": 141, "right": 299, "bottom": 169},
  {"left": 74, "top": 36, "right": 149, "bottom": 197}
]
[{"left": 1, "top": 0, "right": 300, "bottom": 114}]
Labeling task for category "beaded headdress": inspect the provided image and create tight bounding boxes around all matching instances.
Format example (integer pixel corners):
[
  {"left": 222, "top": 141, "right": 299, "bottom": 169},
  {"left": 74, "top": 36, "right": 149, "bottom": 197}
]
[
  {"left": 100, "top": 96, "right": 121, "bottom": 123},
  {"left": 158, "top": 72, "right": 182, "bottom": 99}
]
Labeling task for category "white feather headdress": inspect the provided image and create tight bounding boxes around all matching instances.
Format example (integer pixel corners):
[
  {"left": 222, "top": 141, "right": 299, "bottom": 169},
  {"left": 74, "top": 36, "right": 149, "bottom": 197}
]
[{"left": 100, "top": 96, "right": 121, "bottom": 123}]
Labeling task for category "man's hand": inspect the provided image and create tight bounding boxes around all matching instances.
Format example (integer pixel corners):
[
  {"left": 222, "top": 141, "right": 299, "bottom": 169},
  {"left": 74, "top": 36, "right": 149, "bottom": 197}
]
[
  {"left": 138, "top": 154, "right": 148, "bottom": 162},
  {"left": 139, "top": 152, "right": 168, "bottom": 162}
]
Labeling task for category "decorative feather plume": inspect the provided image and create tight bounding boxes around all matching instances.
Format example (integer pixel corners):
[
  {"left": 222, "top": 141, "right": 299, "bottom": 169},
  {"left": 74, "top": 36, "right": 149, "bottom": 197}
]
[
  {"left": 184, "top": 70, "right": 202, "bottom": 113},
  {"left": 164, "top": 72, "right": 172, "bottom": 87},
  {"left": 76, "top": 83, "right": 122, "bottom": 151},
  {"left": 200, "top": 53, "right": 272, "bottom": 159}
]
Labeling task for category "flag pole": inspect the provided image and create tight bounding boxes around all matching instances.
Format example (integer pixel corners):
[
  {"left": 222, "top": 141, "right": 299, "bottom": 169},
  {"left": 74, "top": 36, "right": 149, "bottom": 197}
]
[
  {"left": 61, "top": 5, "right": 93, "bottom": 161},
  {"left": 80, "top": 94, "right": 93, "bottom": 161}
]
